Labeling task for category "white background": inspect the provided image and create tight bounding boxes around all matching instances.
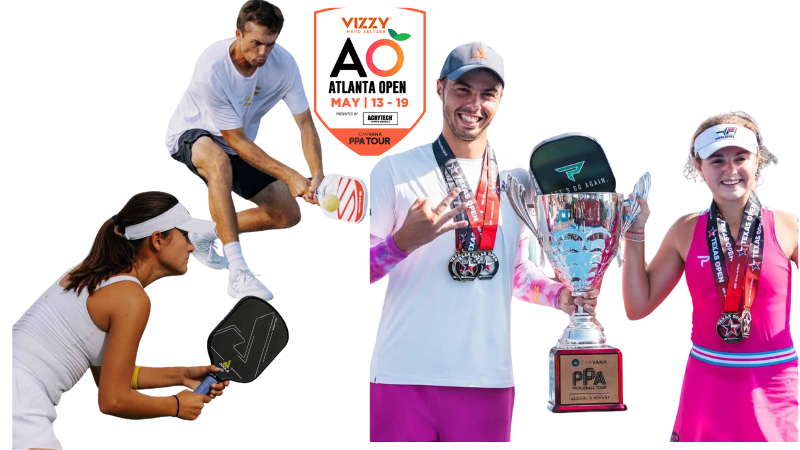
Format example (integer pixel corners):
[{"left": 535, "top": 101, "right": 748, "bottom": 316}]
[{"left": 2, "top": 0, "right": 798, "bottom": 448}]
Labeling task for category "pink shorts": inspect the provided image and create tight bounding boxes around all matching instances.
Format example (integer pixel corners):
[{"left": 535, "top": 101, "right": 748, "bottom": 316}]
[{"left": 370, "top": 383, "right": 515, "bottom": 442}]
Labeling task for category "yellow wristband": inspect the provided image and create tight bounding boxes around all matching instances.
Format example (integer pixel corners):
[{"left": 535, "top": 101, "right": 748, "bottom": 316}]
[{"left": 132, "top": 366, "right": 141, "bottom": 390}]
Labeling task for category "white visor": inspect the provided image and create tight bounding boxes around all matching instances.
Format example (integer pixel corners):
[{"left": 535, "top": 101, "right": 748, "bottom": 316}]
[
  {"left": 694, "top": 124, "right": 758, "bottom": 159},
  {"left": 122, "top": 203, "right": 216, "bottom": 240}
]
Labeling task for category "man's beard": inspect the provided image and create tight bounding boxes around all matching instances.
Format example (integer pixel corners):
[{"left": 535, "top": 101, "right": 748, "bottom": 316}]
[{"left": 443, "top": 103, "right": 485, "bottom": 142}]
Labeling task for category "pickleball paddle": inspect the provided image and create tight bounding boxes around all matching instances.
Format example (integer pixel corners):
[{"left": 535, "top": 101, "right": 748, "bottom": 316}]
[
  {"left": 529, "top": 133, "right": 616, "bottom": 195},
  {"left": 193, "top": 296, "right": 289, "bottom": 395},
  {"left": 315, "top": 173, "right": 367, "bottom": 224}
]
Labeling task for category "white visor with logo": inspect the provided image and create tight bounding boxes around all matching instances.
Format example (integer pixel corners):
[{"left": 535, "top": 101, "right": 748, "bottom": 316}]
[
  {"left": 694, "top": 124, "right": 758, "bottom": 159},
  {"left": 123, "top": 203, "right": 216, "bottom": 240}
]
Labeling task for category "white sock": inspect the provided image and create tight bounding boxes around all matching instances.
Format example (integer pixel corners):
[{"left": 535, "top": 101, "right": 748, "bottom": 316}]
[{"left": 223, "top": 242, "right": 246, "bottom": 272}]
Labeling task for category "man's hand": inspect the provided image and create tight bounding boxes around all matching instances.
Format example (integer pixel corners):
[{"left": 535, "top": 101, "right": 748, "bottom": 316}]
[
  {"left": 304, "top": 174, "right": 323, "bottom": 205},
  {"left": 286, "top": 171, "right": 311, "bottom": 199},
  {"left": 559, "top": 288, "right": 600, "bottom": 315},
  {"left": 392, "top": 189, "right": 470, "bottom": 254}
]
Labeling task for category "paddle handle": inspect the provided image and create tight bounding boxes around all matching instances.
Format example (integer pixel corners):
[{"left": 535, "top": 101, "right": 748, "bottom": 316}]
[{"left": 193, "top": 373, "right": 222, "bottom": 395}]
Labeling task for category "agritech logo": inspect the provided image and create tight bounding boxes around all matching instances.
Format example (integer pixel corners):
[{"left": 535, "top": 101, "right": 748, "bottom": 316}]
[{"left": 555, "top": 161, "right": 585, "bottom": 181}]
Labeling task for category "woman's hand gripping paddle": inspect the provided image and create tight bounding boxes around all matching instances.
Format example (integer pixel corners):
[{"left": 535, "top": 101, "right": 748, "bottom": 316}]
[{"left": 193, "top": 296, "right": 289, "bottom": 395}]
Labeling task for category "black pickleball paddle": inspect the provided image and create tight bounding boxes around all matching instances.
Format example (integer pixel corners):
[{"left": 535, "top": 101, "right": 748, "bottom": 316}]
[
  {"left": 193, "top": 296, "right": 289, "bottom": 395},
  {"left": 529, "top": 132, "right": 617, "bottom": 195}
]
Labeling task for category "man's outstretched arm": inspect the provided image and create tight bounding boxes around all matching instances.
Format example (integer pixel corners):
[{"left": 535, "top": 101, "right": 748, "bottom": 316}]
[
  {"left": 292, "top": 108, "right": 324, "bottom": 204},
  {"left": 220, "top": 127, "right": 310, "bottom": 199}
]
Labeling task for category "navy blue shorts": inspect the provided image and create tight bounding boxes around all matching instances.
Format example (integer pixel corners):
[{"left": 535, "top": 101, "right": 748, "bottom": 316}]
[{"left": 171, "top": 129, "right": 278, "bottom": 200}]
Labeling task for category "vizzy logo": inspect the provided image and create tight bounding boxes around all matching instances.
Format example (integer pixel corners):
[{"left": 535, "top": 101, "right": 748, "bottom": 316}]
[
  {"left": 555, "top": 161, "right": 585, "bottom": 182},
  {"left": 341, "top": 17, "right": 391, "bottom": 29}
]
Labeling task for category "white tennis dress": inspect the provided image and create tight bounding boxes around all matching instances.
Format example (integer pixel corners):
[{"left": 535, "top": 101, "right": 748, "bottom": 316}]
[{"left": 12, "top": 272, "right": 142, "bottom": 449}]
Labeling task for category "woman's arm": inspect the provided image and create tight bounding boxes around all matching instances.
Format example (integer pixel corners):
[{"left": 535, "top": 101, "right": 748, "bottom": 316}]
[
  {"left": 622, "top": 203, "right": 691, "bottom": 320},
  {"left": 91, "top": 365, "right": 228, "bottom": 398},
  {"left": 773, "top": 210, "right": 799, "bottom": 268},
  {"left": 92, "top": 283, "right": 212, "bottom": 420}
]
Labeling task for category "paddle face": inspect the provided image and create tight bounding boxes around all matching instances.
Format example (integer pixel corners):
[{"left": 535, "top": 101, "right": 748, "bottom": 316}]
[
  {"left": 206, "top": 296, "right": 289, "bottom": 384},
  {"left": 315, "top": 173, "right": 367, "bottom": 224},
  {"left": 529, "top": 133, "right": 616, "bottom": 195}
]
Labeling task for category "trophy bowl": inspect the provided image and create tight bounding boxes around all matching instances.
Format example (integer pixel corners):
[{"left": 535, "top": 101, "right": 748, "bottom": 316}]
[{"left": 506, "top": 172, "right": 649, "bottom": 412}]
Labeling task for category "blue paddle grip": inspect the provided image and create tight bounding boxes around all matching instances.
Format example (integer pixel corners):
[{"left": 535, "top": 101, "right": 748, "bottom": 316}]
[{"left": 193, "top": 373, "right": 222, "bottom": 395}]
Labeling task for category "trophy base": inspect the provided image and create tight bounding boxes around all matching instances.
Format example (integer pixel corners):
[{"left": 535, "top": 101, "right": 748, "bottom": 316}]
[{"left": 548, "top": 347, "right": 627, "bottom": 413}]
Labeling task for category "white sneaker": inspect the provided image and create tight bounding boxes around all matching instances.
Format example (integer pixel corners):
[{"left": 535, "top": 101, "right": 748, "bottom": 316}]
[
  {"left": 189, "top": 231, "right": 228, "bottom": 270},
  {"left": 227, "top": 266, "right": 274, "bottom": 301}
]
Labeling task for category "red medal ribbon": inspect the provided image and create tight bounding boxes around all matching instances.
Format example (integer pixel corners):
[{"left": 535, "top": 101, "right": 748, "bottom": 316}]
[{"left": 707, "top": 192, "right": 763, "bottom": 315}]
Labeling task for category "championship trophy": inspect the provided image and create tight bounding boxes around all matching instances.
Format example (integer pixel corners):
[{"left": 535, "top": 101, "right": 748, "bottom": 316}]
[{"left": 506, "top": 133, "right": 650, "bottom": 413}]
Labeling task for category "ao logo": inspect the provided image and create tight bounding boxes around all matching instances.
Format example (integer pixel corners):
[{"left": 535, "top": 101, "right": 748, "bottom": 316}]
[{"left": 331, "top": 29, "right": 411, "bottom": 78}]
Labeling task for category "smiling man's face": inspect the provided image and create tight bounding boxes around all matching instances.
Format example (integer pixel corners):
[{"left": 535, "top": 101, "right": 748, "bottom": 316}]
[{"left": 438, "top": 69, "right": 503, "bottom": 142}]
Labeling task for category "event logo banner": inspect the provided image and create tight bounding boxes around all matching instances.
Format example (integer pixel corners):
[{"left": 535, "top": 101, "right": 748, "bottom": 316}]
[{"left": 314, "top": 8, "right": 425, "bottom": 156}]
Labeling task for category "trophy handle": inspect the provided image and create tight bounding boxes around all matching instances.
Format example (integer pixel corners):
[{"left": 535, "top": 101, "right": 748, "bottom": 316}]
[
  {"left": 505, "top": 173, "right": 540, "bottom": 240},
  {"left": 522, "top": 193, "right": 541, "bottom": 241},
  {"left": 621, "top": 172, "right": 650, "bottom": 234}
]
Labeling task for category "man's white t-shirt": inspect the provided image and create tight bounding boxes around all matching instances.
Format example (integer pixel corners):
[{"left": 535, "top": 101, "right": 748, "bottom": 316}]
[
  {"left": 370, "top": 142, "right": 536, "bottom": 388},
  {"left": 165, "top": 38, "right": 309, "bottom": 155}
]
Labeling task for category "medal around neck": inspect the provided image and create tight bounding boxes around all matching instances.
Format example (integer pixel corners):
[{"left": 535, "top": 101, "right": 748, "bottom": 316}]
[
  {"left": 433, "top": 136, "right": 501, "bottom": 282},
  {"left": 707, "top": 192, "right": 763, "bottom": 343},
  {"left": 506, "top": 134, "right": 649, "bottom": 413}
]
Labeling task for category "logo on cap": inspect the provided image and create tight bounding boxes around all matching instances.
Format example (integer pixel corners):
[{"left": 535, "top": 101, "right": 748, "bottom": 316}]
[
  {"left": 715, "top": 127, "right": 737, "bottom": 140},
  {"left": 555, "top": 161, "right": 585, "bottom": 182},
  {"left": 472, "top": 47, "right": 487, "bottom": 59}
]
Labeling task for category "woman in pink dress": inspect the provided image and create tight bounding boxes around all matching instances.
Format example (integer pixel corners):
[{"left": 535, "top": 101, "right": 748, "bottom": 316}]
[{"left": 622, "top": 111, "right": 798, "bottom": 441}]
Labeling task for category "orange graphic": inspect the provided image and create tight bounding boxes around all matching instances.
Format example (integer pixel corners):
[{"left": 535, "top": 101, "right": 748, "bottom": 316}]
[
  {"left": 472, "top": 47, "right": 486, "bottom": 59},
  {"left": 366, "top": 39, "right": 404, "bottom": 77},
  {"left": 314, "top": 8, "right": 426, "bottom": 156}
]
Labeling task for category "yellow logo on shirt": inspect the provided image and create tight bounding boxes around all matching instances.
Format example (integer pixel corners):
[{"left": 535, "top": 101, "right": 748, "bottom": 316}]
[{"left": 244, "top": 86, "right": 261, "bottom": 106}]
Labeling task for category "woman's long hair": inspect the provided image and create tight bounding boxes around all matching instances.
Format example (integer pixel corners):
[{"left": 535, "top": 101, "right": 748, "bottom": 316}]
[{"left": 65, "top": 192, "right": 179, "bottom": 295}]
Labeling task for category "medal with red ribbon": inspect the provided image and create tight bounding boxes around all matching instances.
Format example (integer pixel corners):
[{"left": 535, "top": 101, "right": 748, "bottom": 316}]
[
  {"left": 433, "top": 134, "right": 501, "bottom": 282},
  {"left": 707, "top": 192, "right": 764, "bottom": 343}
]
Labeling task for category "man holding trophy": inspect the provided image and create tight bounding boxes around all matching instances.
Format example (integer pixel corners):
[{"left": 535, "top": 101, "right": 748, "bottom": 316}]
[{"left": 368, "top": 42, "right": 598, "bottom": 442}]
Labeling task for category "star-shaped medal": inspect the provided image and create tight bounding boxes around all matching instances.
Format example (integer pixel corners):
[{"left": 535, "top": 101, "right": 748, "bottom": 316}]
[{"left": 723, "top": 316, "right": 741, "bottom": 337}]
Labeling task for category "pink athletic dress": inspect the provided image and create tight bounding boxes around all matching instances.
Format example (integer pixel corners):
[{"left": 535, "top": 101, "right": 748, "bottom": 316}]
[{"left": 673, "top": 207, "right": 798, "bottom": 442}]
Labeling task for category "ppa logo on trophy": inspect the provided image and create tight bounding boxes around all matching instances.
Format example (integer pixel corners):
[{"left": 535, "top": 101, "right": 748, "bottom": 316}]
[{"left": 314, "top": 8, "right": 425, "bottom": 156}]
